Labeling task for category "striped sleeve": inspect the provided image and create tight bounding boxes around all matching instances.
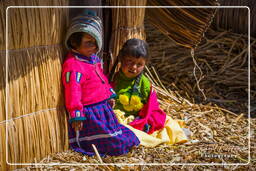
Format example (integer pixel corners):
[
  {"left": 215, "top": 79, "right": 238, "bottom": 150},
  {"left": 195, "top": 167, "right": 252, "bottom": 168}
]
[{"left": 62, "top": 70, "right": 86, "bottom": 122}]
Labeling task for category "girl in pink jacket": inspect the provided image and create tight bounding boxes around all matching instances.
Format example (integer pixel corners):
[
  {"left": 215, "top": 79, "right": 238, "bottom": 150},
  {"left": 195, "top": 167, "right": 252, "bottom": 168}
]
[{"left": 62, "top": 11, "right": 139, "bottom": 156}]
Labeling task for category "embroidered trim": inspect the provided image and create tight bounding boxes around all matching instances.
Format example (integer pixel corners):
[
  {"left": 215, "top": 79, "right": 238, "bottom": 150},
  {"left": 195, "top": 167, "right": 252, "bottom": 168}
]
[
  {"left": 76, "top": 72, "right": 82, "bottom": 83},
  {"left": 73, "top": 52, "right": 101, "bottom": 64},
  {"left": 109, "top": 90, "right": 117, "bottom": 99},
  {"left": 69, "top": 117, "right": 86, "bottom": 123},
  {"left": 75, "top": 55, "right": 93, "bottom": 64},
  {"left": 75, "top": 110, "right": 81, "bottom": 117},
  {"left": 110, "top": 88, "right": 116, "bottom": 95},
  {"left": 69, "top": 130, "right": 122, "bottom": 143},
  {"left": 66, "top": 72, "right": 71, "bottom": 83}
]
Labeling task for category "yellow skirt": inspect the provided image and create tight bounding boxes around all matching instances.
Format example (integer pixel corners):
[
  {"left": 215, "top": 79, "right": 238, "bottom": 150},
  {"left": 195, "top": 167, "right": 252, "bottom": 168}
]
[{"left": 114, "top": 110, "right": 188, "bottom": 147}]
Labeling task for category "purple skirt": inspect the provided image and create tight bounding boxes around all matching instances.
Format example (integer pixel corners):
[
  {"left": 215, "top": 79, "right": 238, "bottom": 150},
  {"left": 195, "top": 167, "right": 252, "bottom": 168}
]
[{"left": 68, "top": 100, "right": 140, "bottom": 157}]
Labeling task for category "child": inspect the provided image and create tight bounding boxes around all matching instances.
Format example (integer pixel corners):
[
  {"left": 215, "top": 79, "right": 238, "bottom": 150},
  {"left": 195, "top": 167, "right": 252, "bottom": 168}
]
[
  {"left": 62, "top": 12, "right": 140, "bottom": 156},
  {"left": 111, "top": 38, "right": 189, "bottom": 146}
]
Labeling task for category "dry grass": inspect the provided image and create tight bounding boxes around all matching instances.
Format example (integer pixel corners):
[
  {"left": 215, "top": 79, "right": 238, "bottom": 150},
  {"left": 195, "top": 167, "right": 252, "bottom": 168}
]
[
  {"left": 212, "top": 1, "right": 255, "bottom": 37},
  {"left": 146, "top": 0, "right": 219, "bottom": 48},
  {"left": 146, "top": 20, "right": 254, "bottom": 116}
]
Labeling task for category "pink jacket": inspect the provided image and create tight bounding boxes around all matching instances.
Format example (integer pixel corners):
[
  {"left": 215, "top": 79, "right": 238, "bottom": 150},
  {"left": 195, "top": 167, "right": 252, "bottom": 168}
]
[
  {"left": 62, "top": 52, "right": 115, "bottom": 122},
  {"left": 129, "top": 88, "right": 166, "bottom": 134}
]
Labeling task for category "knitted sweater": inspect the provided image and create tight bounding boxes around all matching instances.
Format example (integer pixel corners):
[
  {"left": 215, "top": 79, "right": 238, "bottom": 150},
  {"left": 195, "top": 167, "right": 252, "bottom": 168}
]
[
  {"left": 112, "top": 71, "right": 151, "bottom": 116},
  {"left": 62, "top": 51, "right": 116, "bottom": 122},
  {"left": 112, "top": 71, "right": 166, "bottom": 134}
]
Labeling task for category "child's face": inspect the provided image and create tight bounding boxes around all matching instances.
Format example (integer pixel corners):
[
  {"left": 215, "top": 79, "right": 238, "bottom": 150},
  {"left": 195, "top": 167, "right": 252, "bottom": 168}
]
[
  {"left": 76, "top": 34, "right": 97, "bottom": 57},
  {"left": 121, "top": 56, "right": 146, "bottom": 78}
]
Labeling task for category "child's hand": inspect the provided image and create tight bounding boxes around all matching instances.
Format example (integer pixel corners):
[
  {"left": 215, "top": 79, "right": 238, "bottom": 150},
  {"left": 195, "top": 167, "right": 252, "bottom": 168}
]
[
  {"left": 71, "top": 121, "right": 83, "bottom": 131},
  {"left": 108, "top": 99, "right": 116, "bottom": 108}
]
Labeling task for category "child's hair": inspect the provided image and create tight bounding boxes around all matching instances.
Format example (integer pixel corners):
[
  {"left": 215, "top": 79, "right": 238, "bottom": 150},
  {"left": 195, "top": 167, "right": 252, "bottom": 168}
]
[
  {"left": 109, "top": 38, "right": 149, "bottom": 82},
  {"left": 67, "top": 32, "right": 86, "bottom": 50},
  {"left": 118, "top": 38, "right": 149, "bottom": 61}
]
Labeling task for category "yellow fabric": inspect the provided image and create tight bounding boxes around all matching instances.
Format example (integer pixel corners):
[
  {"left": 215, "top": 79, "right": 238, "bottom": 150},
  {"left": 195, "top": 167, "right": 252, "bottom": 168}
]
[
  {"left": 119, "top": 94, "right": 144, "bottom": 112},
  {"left": 119, "top": 94, "right": 129, "bottom": 105},
  {"left": 114, "top": 110, "right": 188, "bottom": 147}
]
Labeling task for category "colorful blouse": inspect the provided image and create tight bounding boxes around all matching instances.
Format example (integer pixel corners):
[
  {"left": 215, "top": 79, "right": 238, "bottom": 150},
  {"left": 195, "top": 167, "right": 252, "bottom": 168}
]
[
  {"left": 62, "top": 51, "right": 116, "bottom": 122},
  {"left": 112, "top": 71, "right": 166, "bottom": 134},
  {"left": 112, "top": 71, "right": 151, "bottom": 117}
]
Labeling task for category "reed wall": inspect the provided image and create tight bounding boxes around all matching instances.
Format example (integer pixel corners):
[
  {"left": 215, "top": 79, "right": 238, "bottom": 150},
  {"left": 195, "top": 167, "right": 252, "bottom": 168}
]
[{"left": 0, "top": 0, "right": 69, "bottom": 170}]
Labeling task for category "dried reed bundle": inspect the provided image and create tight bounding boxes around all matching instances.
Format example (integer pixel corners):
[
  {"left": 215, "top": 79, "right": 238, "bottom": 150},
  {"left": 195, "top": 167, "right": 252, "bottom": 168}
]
[
  {"left": 109, "top": 0, "right": 147, "bottom": 71},
  {"left": 0, "top": 46, "right": 69, "bottom": 169},
  {"left": 0, "top": 0, "right": 68, "bottom": 50},
  {"left": 5, "top": 45, "right": 65, "bottom": 119},
  {"left": 0, "top": 124, "right": 6, "bottom": 171},
  {"left": 0, "top": 86, "right": 5, "bottom": 122},
  {"left": 145, "top": 19, "right": 254, "bottom": 115},
  {"left": 147, "top": 0, "right": 219, "bottom": 48},
  {"left": 0, "top": 1, "right": 69, "bottom": 170},
  {"left": 213, "top": 0, "right": 256, "bottom": 37},
  {"left": 0, "top": 2, "right": 5, "bottom": 51},
  {"left": 0, "top": 46, "right": 68, "bottom": 170},
  {"left": 2, "top": 108, "right": 68, "bottom": 170}
]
